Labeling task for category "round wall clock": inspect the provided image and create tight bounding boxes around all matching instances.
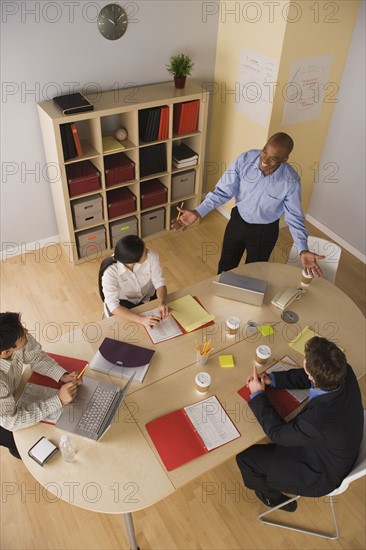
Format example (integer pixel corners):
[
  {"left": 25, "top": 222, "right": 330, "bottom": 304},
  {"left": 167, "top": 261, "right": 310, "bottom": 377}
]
[{"left": 97, "top": 4, "right": 128, "bottom": 40}]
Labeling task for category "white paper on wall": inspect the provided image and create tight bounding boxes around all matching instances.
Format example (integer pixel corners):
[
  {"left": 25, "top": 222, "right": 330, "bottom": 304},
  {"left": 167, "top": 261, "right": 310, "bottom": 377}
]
[
  {"left": 237, "top": 48, "right": 278, "bottom": 128},
  {"left": 281, "top": 55, "right": 334, "bottom": 125}
]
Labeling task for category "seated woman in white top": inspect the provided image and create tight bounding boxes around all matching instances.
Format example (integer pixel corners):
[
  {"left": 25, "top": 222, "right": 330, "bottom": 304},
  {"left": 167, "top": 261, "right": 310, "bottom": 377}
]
[{"left": 98, "top": 235, "right": 169, "bottom": 327}]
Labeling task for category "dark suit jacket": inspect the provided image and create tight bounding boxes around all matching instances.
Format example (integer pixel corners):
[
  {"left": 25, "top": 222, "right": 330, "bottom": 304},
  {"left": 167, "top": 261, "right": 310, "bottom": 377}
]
[{"left": 249, "top": 365, "right": 364, "bottom": 497}]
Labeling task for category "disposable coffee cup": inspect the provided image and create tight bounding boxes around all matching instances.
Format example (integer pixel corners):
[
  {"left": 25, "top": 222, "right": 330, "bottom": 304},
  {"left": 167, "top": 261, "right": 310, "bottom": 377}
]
[
  {"left": 226, "top": 316, "right": 240, "bottom": 335},
  {"left": 301, "top": 269, "right": 313, "bottom": 287},
  {"left": 195, "top": 372, "right": 211, "bottom": 393},
  {"left": 255, "top": 345, "right": 271, "bottom": 366}
]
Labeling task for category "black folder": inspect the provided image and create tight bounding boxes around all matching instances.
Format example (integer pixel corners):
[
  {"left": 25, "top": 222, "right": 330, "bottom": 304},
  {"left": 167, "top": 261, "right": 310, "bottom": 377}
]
[{"left": 53, "top": 92, "right": 94, "bottom": 115}]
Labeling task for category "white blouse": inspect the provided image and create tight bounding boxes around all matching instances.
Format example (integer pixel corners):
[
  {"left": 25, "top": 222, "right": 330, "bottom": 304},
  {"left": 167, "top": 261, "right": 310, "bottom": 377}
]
[{"left": 102, "top": 248, "right": 166, "bottom": 312}]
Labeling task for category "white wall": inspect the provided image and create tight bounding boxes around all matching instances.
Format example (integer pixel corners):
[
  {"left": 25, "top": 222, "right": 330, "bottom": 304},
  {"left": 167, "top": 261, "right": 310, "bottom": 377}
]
[
  {"left": 0, "top": 0, "right": 219, "bottom": 251},
  {"left": 308, "top": 1, "right": 365, "bottom": 257}
]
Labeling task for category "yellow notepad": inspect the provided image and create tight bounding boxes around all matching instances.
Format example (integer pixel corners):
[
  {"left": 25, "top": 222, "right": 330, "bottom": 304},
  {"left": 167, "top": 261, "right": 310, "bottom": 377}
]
[
  {"left": 102, "top": 136, "right": 125, "bottom": 153},
  {"left": 219, "top": 355, "right": 234, "bottom": 368},
  {"left": 259, "top": 324, "right": 275, "bottom": 337},
  {"left": 289, "top": 326, "right": 344, "bottom": 356},
  {"left": 168, "top": 295, "right": 215, "bottom": 333}
]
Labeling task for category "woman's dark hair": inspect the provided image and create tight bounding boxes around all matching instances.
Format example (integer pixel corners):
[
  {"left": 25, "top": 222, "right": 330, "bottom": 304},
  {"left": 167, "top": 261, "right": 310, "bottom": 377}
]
[
  {"left": 98, "top": 235, "right": 145, "bottom": 301},
  {"left": 0, "top": 312, "right": 25, "bottom": 352}
]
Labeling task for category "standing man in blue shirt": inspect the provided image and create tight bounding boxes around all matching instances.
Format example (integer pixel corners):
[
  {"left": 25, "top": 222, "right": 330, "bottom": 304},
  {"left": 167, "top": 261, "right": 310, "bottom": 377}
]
[{"left": 174, "top": 133, "right": 324, "bottom": 275}]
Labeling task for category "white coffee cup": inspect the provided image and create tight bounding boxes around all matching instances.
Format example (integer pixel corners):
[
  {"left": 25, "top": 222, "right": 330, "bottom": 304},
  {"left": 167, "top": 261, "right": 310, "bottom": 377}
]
[
  {"left": 301, "top": 269, "right": 313, "bottom": 287},
  {"left": 255, "top": 345, "right": 271, "bottom": 366},
  {"left": 226, "top": 316, "right": 240, "bottom": 335},
  {"left": 195, "top": 372, "right": 211, "bottom": 393}
]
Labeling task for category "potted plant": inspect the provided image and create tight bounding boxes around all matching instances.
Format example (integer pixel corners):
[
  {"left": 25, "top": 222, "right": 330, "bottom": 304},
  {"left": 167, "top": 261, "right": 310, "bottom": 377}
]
[{"left": 166, "top": 53, "right": 194, "bottom": 89}]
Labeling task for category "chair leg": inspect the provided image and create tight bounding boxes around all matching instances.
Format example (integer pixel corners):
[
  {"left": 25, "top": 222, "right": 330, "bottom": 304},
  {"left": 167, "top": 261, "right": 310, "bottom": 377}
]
[{"left": 257, "top": 495, "right": 340, "bottom": 540}]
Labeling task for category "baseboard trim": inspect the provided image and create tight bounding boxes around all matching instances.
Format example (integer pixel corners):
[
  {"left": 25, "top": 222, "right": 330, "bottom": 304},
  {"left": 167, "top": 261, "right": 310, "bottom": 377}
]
[
  {"left": 306, "top": 214, "right": 365, "bottom": 264},
  {"left": 1, "top": 235, "right": 60, "bottom": 262}
]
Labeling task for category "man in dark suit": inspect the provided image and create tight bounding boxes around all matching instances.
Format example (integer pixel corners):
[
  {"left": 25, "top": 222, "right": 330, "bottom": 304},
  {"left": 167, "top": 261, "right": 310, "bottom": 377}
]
[{"left": 236, "top": 337, "right": 364, "bottom": 512}]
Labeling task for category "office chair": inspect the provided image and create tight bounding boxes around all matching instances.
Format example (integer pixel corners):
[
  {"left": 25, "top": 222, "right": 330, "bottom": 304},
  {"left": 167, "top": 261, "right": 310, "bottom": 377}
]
[
  {"left": 257, "top": 409, "right": 366, "bottom": 539},
  {"left": 286, "top": 236, "right": 341, "bottom": 284}
]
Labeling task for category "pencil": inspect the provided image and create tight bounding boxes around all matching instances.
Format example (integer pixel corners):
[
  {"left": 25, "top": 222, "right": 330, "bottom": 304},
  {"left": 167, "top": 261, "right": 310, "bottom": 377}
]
[
  {"left": 176, "top": 202, "right": 184, "bottom": 222},
  {"left": 77, "top": 363, "right": 89, "bottom": 380}
]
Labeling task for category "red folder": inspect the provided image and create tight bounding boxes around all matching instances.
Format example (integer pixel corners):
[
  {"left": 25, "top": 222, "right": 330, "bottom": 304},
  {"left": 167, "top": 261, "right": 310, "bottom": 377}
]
[
  {"left": 146, "top": 395, "right": 240, "bottom": 471},
  {"left": 238, "top": 356, "right": 304, "bottom": 418},
  {"left": 28, "top": 353, "right": 87, "bottom": 389},
  {"left": 146, "top": 408, "right": 206, "bottom": 471}
]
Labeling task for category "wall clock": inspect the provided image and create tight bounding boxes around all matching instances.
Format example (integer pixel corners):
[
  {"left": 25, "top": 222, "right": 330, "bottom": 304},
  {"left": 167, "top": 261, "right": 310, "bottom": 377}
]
[{"left": 97, "top": 4, "right": 128, "bottom": 40}]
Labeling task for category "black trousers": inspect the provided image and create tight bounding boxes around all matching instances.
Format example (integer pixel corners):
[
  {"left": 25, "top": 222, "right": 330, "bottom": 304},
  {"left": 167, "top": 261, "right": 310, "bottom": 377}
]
[
  {"left": 0, "top": 425, "right": 20, "bottom": 457},
  {"left": 236, "top": 444, "right": 299, "bottom": 499},
  {"left": 218, "top": 207, "right": 279, "bottom": 274}
]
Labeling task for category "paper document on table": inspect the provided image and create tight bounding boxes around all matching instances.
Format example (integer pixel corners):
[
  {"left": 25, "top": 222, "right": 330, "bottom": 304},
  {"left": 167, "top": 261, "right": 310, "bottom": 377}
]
[
  {"left": 141, "top": 308, "right": 183, "bottom": 343},
  {"left": 184, "top": 396, "right": 240, "bottom": 451},
  {"left": 267, "top": 356, "right": 309, "bottom": 403},
  {"left": 168, "top": 295, "right": 215, "bottom": 332},
  {"left": 289, "top": 326, "right": 344, "bottom": 356},
  {"left": 17, "top": 383, "right": 62, "bottom": 424}
]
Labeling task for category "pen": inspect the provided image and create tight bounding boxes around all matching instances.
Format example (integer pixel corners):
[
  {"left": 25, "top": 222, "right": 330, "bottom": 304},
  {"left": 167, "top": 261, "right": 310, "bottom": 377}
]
[
  {"left": 176, "top": 202, "right": 184, "bottom": 223},
  {"left": 77, "top": 363, "right": 89, "bottom": 380}
]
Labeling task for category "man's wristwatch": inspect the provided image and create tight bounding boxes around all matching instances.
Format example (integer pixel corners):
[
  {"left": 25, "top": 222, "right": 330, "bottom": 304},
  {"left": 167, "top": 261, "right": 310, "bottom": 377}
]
[{"left": 300, "top": 250, "right": 309, "bottom": 256}]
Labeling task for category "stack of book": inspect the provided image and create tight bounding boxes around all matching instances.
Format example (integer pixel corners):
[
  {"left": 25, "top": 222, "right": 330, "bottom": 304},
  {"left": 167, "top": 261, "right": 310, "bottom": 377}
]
[
  {"left": 172, "top": 143, "right": 198, "bottom": 169},
  {"left": 173, "top": 100, "right": 199, "bottom": 136},
  {"left": 60, "top": 123, "right": 83, "bottom": 160},
  {"left": 139, "top": 106, "right": 169, "bottom": 142},
  {"left": 139, "top": 143, "right": 167, "bottom": 177}
]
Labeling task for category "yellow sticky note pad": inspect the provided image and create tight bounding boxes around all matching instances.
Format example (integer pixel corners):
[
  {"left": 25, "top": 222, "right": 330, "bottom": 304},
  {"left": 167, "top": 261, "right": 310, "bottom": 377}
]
[
  {"left": 259, "top": 324, "right": 275, "bottom": 337},
  {"left": 219, "top": 354, "right": 234, "bottom": 368}
]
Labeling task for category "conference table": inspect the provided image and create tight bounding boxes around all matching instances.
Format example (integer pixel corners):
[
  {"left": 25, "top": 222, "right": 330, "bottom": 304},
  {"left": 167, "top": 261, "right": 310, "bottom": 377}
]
[{"left": 14, "top": 263, "right": 366, "bottom": 549}]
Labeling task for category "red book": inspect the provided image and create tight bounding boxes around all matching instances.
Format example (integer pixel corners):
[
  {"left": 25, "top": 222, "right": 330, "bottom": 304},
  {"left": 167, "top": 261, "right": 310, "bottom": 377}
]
[
  {"left": 238, "top": 356, "right": 309, "bottom": 418},
  {"left": 146, "top": 395, "right": 240, "bottom": 471},
  {"left": 70, "top": 123, "right": 83, "bottom": 156},
  {"left": 158, "top": 106, "right": 169, "bottom": 140}
]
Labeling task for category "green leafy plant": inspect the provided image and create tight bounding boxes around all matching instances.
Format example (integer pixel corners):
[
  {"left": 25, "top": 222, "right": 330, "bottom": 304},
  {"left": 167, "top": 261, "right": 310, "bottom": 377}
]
[{"left": 166, "top": 53, "right": 194, "bottom": 78}]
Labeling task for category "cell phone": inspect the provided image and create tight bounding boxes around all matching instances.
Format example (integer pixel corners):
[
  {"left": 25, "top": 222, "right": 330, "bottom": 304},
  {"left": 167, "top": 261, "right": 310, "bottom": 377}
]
[{"left": 28, "top": 436, "right": 58, "bottom": 466}]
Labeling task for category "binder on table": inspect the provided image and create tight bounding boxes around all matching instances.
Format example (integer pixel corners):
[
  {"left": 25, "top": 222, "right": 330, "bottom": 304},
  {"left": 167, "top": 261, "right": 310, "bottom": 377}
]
[
  {"left": 238, "top": 355, "right": 310, "bottom": 418},
  {"left": 53, "top": 92, "right": 94, "bottom": 115},
  {"left": 28, "top": 353, "right": 87, "bottom": 388},
  {"left": 17, "top": 353, "right": 88, "bottom": 425},
  {"left": 146, "top": 395, "right": 240, "bottom": 471},
  {"left": 89, "top": 337, "right": 155, "bottom": 383},
  {"left": 168, "top": 294, "right": 215, "bottom": 332}
]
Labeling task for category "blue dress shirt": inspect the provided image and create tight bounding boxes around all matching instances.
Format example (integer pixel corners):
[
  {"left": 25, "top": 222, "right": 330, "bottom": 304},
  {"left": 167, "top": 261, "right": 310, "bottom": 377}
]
[
  {"left": 250, "top": 373, "right": 339, "bottom": 400},
  {"left": 196, "top": 149, "right": 308, "bottom": 253}
]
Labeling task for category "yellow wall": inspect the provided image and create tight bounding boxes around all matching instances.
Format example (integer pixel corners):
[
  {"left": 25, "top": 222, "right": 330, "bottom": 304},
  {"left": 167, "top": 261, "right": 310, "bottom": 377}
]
[{"left": 207, "top": 0, "right": 360, "bottom": 214}]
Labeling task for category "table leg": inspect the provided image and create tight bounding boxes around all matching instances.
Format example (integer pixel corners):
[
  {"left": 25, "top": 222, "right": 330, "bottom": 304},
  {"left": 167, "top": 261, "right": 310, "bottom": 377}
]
[{"left": 123, "top": 512, "right": 139, "bottom": 550}]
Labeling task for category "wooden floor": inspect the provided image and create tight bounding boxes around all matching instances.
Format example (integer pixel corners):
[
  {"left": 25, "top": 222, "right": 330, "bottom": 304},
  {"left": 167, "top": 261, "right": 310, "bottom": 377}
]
[{"left": 1, "top": 211, "right": 365, "bottom": 550}]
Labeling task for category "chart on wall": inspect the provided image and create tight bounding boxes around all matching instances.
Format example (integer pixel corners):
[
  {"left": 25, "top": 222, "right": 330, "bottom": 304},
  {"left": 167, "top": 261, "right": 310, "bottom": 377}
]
[
  {"left": 237, "top": 48, "right": 277, "bottom": 128},
  {"left": 281, "top": 54, "right": 333, "bottom": 125}
]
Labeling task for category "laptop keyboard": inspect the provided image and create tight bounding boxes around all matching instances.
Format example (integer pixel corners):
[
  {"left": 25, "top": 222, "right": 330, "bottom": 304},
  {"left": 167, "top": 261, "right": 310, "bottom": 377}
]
[{"left": 77, "top": 385, "right": 119, "bottom": 434}]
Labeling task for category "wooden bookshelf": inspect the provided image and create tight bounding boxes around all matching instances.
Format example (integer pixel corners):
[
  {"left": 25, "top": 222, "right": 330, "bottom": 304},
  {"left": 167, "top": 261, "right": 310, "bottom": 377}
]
[{"left": 37, "top": 81, "right": 209, "bottom": 264}]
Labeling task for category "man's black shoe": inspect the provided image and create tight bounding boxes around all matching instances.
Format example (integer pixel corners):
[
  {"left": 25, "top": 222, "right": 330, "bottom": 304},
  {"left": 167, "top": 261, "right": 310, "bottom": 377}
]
[{"left": 255, "top": 489, "right": 297, "bottom": 512}]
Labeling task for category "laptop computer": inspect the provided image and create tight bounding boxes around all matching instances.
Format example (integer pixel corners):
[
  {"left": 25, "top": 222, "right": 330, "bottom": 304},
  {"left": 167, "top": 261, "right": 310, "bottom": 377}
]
[
  {"left": 212, "top": 271, "right": 267, "bottom": 306},
  {"left": 56, "top": 371, "right": 135, "bottom": 441}
]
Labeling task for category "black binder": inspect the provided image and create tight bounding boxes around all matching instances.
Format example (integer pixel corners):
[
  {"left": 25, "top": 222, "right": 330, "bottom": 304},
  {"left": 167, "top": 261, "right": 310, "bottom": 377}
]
[{"left": 53, "top": 92, "right": 94, "bottom": 115}]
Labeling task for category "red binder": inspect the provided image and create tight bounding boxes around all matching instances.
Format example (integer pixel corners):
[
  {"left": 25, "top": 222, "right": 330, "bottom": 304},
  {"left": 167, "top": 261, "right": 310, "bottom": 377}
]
[
  {"left": 146, "top": 395, "right": 240, "bottom": 471},
  {"left": 28, "top": 353, "right": 87, "bottom": 389},
  {"left": 238, "top": 356, "right": 306, "bottom": 418}
]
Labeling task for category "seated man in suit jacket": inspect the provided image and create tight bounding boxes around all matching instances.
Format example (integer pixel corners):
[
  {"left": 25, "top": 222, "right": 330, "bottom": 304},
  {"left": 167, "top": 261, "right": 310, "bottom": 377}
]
[{"left": 236, "top": 336, "right": 364, "bottom": 512}]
